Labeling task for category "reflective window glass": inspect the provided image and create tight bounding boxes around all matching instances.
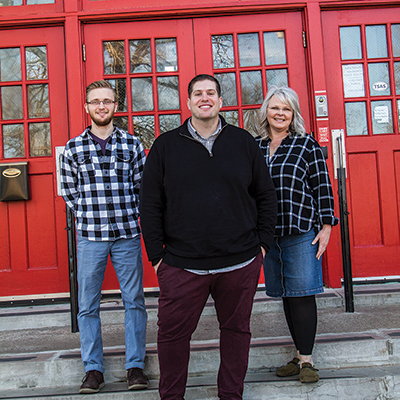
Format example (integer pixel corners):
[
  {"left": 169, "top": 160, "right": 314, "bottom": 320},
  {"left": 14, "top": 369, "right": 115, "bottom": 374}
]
[
  {"left": 220, "top": 110, "right": 239, "bottom": 126},
  {"left": 27, "top": 84, "right": 50, "bottom": 118},
  {"left": 240, "top": 71, "right": 263, "bottom": 105},
  {"left": 3, "top": 124, "right": 24, "bottom": 158},
  {"left": 107, "top": 79, "right": 127, "bottom": 112},
  {"left": 371, "top": 100, "right": 393, "bottom": 134},
  {"left": 266, "top": 69, "right": 288, "bottom": 88},
  {"left": 342, "top": 64, "right": 365, "bottom": 98},
  {"left": 1, "top": 86, "right": 23, "bottom": 119},
  {"left": 264, "top": 31, "right": 287, "bottom": 65},
  {"left": 155, "top": 38, "right": 178, "bottom": 72},
  {"left": 368, "top": 63, "right": 391, "bottom": 96},
  {"left": 26, "top": 46, "right": 47, "bottom": 80},
  {"left": 159, "top": 114, "right": 181, "bottom": 134},
  {"left": 113, "top": 116, "right": 129, "bottom": 132},
  {"left": 0, "top": 48, "right": 21, "bottom": 82},
  {"left": 212, "top": 35, "right": 235, "bottom": 69},
  {"left": 0, "top": 0, "right": 22, "bottom": 6},
  {"left": 131, "top": 78, "right": 153, "bottom": 112},
  {"left": 366, "top": 25, "right": 388, "bottom": 59},
  {"left": 130, "top": 39, "right": 152, "bottom": 73},
  {"left": 104, "top": 41, "right": 126, "bottom": 74},
  {"left": 243, "top": 109, "right": 259, "bottom": 137},
  {"left": 345, "top": 102, "right": 368, "bottom": 136},
  {"left": 238, "top": 33, "right": 260, "bottom": 67},
  {"left": 340, "top": 26, "right": 362, "bottom": 60},
  {"left": 214, "top": 73, "right": 237, "bottom": 106},
  {"left": 392, "top": 24, "right": 400, "bottom": 57},
  {"left": 133, "top": 115, "right": 155, "bottom": 149},
  {"left": 395, "top": 62, "right": 400, "bottom": 95},
  {"left": 29, "top": 122, "right": 51, "bottom": 156},
  {"left": 157, "top": 76, "right": 180, "bottom": 110},
  {"left": 27, "top": 0, "right": 55, "bottom": 3}
]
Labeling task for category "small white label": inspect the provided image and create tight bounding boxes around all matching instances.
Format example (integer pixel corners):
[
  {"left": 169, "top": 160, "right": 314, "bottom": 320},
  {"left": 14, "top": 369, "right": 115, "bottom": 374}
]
[{"left": 372, "top": 82, "right": 388, "bottom": 91}]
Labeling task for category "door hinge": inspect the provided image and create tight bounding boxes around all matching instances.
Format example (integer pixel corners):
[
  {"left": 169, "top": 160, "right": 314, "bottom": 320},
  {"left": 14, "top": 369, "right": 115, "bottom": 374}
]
[
  {"left": 302, "top": 31, "right": 307, "bottom": 48},
  {"left": 82, "top": 44, "right": 86, "bottom": 62}
]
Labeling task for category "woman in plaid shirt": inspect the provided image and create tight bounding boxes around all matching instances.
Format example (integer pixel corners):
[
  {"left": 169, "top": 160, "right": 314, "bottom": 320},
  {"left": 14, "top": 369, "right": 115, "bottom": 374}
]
[{"left": 257, "top": 86, "right": 338, "bottom": 383}]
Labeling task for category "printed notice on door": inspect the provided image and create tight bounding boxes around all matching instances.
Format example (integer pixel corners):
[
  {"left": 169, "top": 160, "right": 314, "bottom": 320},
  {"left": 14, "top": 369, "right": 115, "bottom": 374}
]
[{"left": 342, "top": 64, "right": 365, "bottom": 98}]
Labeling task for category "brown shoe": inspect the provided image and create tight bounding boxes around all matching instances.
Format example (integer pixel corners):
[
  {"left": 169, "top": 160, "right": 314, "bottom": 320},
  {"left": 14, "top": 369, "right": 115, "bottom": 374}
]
[
  {"left": 79, "top": 370, "right": 105, "bottom": 394},
  {"left": 276, "top": 357, "right": 300, "bottom": 377},
  {"left": 299, "top": 362, "right": 319, "bottom": 383},
  {"left": 127, "top": 367, "right": 148, "bottom": 390}
]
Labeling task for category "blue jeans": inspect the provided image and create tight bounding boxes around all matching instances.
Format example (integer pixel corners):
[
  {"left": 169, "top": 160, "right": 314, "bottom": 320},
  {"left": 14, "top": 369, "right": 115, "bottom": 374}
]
[
  {"left": 77, "top": 234, "right": 147, "bottom": 373},
  {"left": 263, "top": 230, "right": 323, "bottom": 297}
]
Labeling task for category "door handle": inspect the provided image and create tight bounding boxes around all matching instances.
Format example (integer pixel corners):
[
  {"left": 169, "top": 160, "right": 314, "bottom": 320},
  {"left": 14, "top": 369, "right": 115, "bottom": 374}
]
[{"left": 331, "top": 129, "right": 347, "bottom": 179}]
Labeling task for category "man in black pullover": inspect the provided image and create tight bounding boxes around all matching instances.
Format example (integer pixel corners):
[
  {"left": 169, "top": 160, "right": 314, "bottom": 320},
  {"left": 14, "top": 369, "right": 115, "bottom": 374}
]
[{"left": 140, "top": 74, "right": 277, "bottom": 400}]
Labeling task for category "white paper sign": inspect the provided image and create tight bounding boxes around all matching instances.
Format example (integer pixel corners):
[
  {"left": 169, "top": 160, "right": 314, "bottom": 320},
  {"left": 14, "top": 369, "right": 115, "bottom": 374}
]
[
  {"left": 373, "top": 106, "right": 389, "bottom": 123},
  {"left": 342, "top": 64, "right": 365, "bottom": 98}
]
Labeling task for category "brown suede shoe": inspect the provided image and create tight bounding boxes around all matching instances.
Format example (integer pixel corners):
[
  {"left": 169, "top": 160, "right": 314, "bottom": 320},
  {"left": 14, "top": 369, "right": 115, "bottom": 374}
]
[
  {"left": 127, "top": 367, "right": 149, "bottom": 390},
  {"left": 276, "top": 357, "right": 300, "bottom": 377},
  {"left": 299, "top": 362, "right": 319, "bottom": 383},
  {"left": 79, "top": 370, "right": 105, "bottom": 394}
]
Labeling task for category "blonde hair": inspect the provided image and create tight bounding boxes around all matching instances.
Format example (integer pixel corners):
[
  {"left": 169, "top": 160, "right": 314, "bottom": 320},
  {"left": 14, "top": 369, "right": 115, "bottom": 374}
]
[
  {"left": 86, "top": 80, "right": 117, "bottom": 102},
  {"left": 259, "top": 85, "right": 306, "bottom": 139}
]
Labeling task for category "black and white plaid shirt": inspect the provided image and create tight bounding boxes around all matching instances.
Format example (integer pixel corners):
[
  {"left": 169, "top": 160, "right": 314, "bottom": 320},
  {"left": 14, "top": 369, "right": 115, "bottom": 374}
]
[
  {"left": 60, "top": 125, "right": 146, "bottom": 241},
  {"left": 256, "top": 134, "right": 338, "bottom": 237}
]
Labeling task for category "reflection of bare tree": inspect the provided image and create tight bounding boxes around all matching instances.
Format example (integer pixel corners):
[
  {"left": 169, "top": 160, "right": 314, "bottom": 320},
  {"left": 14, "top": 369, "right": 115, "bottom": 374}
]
[
  {"left": 212, "top": 35, "right": 235, "bottom": 68},
  {"left": 104, "top": 41, "right": 125, "bottom": 74},
  {"left": 243, "top": 109, "right": 260, "bottom": 137},
  {"left": 130, "top": 40, "right": 151, "bottom": 73},
  {"left": 155, "top": 38, "right": 177, "bottom": 72},
  {"left": 3, "top": 124, "right": 25, "bottom": 158},
  {"left": 26, "top": 47, "right": 47, "bottom": 80},
  {"left": 241, "top": 72, "right": 263, "bottom": 105},
  {"left": 133, "top": 116, "right": 155, "bottom": 149},
  {"left": 28, "top": 84, "right": 49, "bottom": 118}
]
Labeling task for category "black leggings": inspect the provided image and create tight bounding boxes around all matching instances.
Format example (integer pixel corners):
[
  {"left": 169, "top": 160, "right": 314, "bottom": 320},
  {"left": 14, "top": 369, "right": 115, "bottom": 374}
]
[{"left": 282, "top": 295, "right": 317, "bottom": 356}]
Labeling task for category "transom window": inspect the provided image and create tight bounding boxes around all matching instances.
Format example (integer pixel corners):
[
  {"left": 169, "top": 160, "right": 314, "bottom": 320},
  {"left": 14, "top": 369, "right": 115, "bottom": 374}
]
[
  {"left": 0, "top": 46, "right": 51, "bottom": 158},
  {"left": 340, "top": 24, "right": 400, "bottom": 136},
  {"left": 0, "top": 0, "right": 54, "bottom": 5}
]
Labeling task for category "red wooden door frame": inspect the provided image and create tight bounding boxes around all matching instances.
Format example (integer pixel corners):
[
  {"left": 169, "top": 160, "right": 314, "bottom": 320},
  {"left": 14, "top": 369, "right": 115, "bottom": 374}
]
[
  {"left": 0, "top": 26, "right": 69, "bottom": 297},
  {"left": 322, "top": 8, "right": 400, "bottom": 280}
]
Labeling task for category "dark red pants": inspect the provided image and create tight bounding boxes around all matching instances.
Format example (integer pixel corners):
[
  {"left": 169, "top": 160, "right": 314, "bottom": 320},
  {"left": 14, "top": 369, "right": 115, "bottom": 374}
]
[{"left": 156, "top": 253, "right": 262, "bottom": 400}]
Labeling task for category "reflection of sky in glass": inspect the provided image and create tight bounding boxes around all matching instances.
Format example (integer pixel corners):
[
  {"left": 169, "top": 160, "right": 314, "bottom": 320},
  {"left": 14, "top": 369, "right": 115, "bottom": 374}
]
[
  {"left": 345, "top": 102, "right": 368, "bottom": 136},
  {"left": 0, "top": 48, "right": 21, "bottom": 82},
  {"left": 238, "top": 33, "right": 260, "bottom": 67},
  {"left": 264, "top": 31, "right": 286, "bottom": 65},
  {"left": 340, "top": 26, "right": 362, "bottom": 60},
  {"left": 392, "top": 25, "right": 400, "bottom": 57},
  {"left": 366, "top": 25, "right": 388, "bottom": 59}
]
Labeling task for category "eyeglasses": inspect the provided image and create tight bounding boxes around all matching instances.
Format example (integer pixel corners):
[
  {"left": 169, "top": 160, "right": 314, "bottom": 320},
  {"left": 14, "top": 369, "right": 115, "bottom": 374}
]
[
  {"left": 86, "top": 99, "right": 116, "bottom": 106},
  {"left": 268, "top": 106, "right": 293, "bottom": 114}
]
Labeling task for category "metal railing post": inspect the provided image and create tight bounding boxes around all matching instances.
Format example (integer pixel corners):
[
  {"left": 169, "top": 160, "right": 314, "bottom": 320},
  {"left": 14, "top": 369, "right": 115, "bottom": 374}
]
[{"left": 66, "top": 206, "right": 79, "bottom": 332}]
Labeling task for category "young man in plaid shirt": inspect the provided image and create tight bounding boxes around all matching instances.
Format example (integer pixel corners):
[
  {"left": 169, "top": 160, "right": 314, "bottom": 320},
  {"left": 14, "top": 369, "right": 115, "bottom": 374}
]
[{"left": 60, "top": 80, "right": 148, "bottom": 394}]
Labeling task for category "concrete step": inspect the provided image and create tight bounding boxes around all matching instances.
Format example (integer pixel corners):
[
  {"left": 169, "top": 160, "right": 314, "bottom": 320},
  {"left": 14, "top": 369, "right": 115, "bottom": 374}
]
[
  {"left": 2, "top": 366, "right": 400, "bottom": 399},
  {"left": 1, "top": 283, "right": 400, "bottom": 399}
]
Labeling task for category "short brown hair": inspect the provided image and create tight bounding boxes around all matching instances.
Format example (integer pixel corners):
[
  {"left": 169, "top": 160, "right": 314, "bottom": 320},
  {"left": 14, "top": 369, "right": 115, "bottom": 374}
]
[
  {"left": 188, "top": 74, "right": 221, "bottom": 98},
  {"left": 86, "top": 80, "right": 117, "bottom": 102}
]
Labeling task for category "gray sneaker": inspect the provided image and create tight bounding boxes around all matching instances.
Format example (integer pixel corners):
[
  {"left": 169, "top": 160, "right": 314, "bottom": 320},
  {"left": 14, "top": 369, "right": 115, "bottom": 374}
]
[{"left": 79, "top": 370, "right": 105, "bottom": 394}]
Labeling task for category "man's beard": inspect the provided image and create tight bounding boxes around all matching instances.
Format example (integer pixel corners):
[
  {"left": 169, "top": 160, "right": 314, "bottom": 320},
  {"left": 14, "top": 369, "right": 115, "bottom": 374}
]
[{"left": 88, "top": 109, "right": 115, "bottom": 127}]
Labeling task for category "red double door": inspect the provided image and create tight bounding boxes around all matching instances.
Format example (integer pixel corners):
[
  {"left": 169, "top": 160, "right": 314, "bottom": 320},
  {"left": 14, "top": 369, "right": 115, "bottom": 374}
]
[{"left": 83, "top": 13, "right": 310, "bottom": 291}]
